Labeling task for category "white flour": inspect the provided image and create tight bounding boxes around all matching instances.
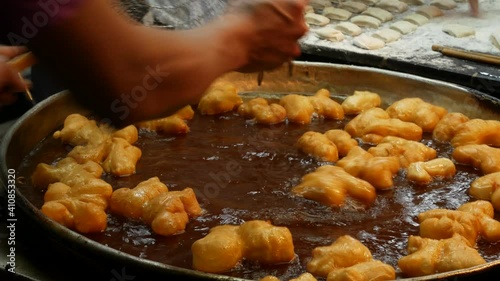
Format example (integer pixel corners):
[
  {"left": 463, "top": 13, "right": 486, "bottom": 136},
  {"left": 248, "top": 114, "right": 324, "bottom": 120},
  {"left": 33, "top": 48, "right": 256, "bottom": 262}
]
[{"left": 301, "top": 0, "right": 500, "bottom": 69}]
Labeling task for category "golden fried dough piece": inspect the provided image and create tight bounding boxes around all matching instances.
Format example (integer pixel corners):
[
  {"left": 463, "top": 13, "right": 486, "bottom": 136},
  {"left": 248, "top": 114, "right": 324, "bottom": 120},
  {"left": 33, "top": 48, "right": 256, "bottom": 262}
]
[
  {"left": 432, "top": 112, "right": 469, "bottom": 142},
  {"left": 458, "top": 200, "right": 500, "bottom": 242},
  {"left": 102, "top": 137, "right": 142, "bottom": 176},
  {"left": 398, "top": 234, "right": 486, "bottom": 277},
  {"left": 67, "top": 124, "right": 139, "bottom": 164},
  {"left": 292, "top": 165, "right": 376, "bottom": 207},
  {"left": 386, "top": 98, "right": 448, "bottom": 132},
  {"left": 337, "top": 146, "right": 400, "bottom": 190},
  {"left": 53, "top": 114, "right": 142, "bottom": 176},
  {"left": 192, "top": 220, "right": 294, "bottom": 273},
  {"left": 237, "top": 98, "right": 287, "bottom": 125},
  {"left": 308, "top": 89, "right": 344, "bottom": 120},
  {"left": 136, "top": 105, "right": 194, "bottom": 134},
  {"left": 142, "top": 188, "right": 201, "bottom": 236},
  {"left": 280, "top": 94, "right": 315, "bottom": 124},
  {"left": 42, "top": 180, "right": 112, "bottom": 233},
  {"left": 407, "top": 158, "right": 456, "bottom": 185},
  {"left": 110, "top": 177, "right": 168, "bottom": 219},
  {"left": 32, "top": 157, "right": 103, "bottom": 188},
  {"left": 198, "top": 83, "right": 243, "bottom": 115},
  {"left": 192, "top": 225, "right": 243, "bottom": 273},
  {"left": 368, "top": 136, "right": 436, "bottom": 168},
  {"left": 291, "top": 273, "right": 318, "bottom": 281},
  {"left": 326, "top": 260, "right": 396, "bottom": 281},
  {"left": 470, "top": 172, "right": 500, "bottom": 211},
  {"left": 452, "top": 144, "right": 500, "bottom": 174},
  {"left": 307, "top": 235, "right": 373, "bottom": 277},
  {"left": 239, "top": 220, "right": 295, "bottom": 264},
  {"left": 261, "top": 274, "right": 317, "bottom": 281},
  {"left": 451, "top": 119, "right": 500, "bottom": 147},
  {"left": 344, "top": 108, "right": 422, "bottom": 143},
  {"left": 259, "top": 277, "right": 280, "bottom": 281},
  {"left": 341, "top": 90, "right": 381, "bottom": 115},
  {"left": 418, "top": 209, "right": 480, "bottom": 246},
  {"left": 296, "top": 131, "right": 339, "bottom": 162},
  {"left": 53, "top": 113, "right": 109, "bottom": 146},
  {"left": 112, "top": 124, "right": 139, "bottom": 143},
  {"left": 324, "top": 129, "right": 358, "bottom": 157}
]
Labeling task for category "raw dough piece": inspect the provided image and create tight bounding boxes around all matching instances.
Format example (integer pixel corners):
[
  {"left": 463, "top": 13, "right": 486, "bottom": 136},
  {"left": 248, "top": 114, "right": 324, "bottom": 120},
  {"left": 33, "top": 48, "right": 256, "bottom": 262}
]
[
  {"left": 390, "top": 20, "right": 418, "bottom": 35},
  {"left": 341, "top": 1, "right": 368, "bottom": 13},
  {"left": 443, "top": 23, "right": 475, "bottom": 38},
  {"left": 305, "top": 5, "right": 314, "bottom": 14},
  {"left": 323, "top": 7, "right": 352, "bottom": 21},
  {"left": 417, "top": 5, "right": 443, "bottom": 18},
  {"left": 353, "top": 34, "right": 385, "bottom": 50},
  {"left": 305, "top": 13, "right": 330, "bottom": 26},
  {"left": 335, "top": 22, "right": 362, "bottom": 36},
  {"left": 315, "top": 26, "right": 345, "bottom": 42},
  {"left": 372, "top": 28, "right": 402, "bottom": 43},
  {"left": 376, "top": 0, "right": 408, "bottom": 13},
  {"left": 401, "top": 0, "right": 425, "bottom": 5},
  {"left": 492, "top": 29, "right": 500, "bottom": 50},
  {"left": 430, "top": 0, "right": 457, "bottom": 10},
  {"left": 362, "top": 7, "right": 393, "bottom": 22},
  {"left": 404, "top": 13, "right": 429, "bottom": 26},
  {"left": 350, "top": 15, "right": 382, "bottom": 28},
  {"left": 309, "top": 0, "right": 332, "bottom": 11},
  {"left": 357, "top": 0, "right": 380, "bottom": 5}
]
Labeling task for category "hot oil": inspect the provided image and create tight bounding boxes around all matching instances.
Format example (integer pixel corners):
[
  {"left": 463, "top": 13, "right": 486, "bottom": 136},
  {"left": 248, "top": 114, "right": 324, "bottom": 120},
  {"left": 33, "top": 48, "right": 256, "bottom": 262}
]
[{"left": 16, "top": 110, "right": 500, "bottom": 280}]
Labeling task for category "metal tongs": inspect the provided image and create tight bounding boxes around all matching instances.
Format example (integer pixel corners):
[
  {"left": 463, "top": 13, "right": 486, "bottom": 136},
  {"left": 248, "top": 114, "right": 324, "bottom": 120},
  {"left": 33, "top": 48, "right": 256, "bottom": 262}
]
[{"left": 257, "top": 2, "right": 296, "bottom": 86}]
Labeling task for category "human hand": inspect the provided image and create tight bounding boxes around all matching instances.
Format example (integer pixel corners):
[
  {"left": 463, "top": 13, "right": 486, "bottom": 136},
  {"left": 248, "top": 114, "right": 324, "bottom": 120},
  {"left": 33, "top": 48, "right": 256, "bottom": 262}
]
[
  {"left": 0, "top": 46, "right": 29, "bottom": 106},
  {"left": 469, "top": 0, "right": 479, "bottom": 16},
  {"left": 226, "top": 0, "right": 309, "bottom": 72}
]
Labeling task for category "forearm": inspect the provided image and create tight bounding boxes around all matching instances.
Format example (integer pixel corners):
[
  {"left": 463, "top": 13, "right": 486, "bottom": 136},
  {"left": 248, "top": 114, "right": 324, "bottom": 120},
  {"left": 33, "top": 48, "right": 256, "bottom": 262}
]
[{"left": 28, "top": 0, "right": 247, "bottom": 125}]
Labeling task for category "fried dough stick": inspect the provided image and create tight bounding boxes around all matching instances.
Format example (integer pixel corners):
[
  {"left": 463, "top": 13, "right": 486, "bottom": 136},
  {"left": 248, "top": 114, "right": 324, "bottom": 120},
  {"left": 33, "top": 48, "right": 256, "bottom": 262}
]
[
  {"left": 368, "top": 136, "right": 436, "bottom": 168},
  {"left": 192, "top": 220, "right": 295, "bottom": 273},
  {"left": 42, "top": 181, "right": 112, "bottom": 233},
  {"left": 308, "top": 89, "right": 344, "bottom": 120},
  {"left": 407, "top": 158, "right": 456, "bottom": 185},
  {"left": 470, "top": 172, "right": 500, "bottom": 211},
  {"left": 296, "top": 131, "right": 339, "bottom": 162},
  {"left": 198, "top": 82, "right": 243, "bottom": 115},
  {"left": 432, "top": 112, "right": 469, "bottom": 142},
  {"left": 398, "top": 234, "right": 486, "bottom": 277},
  {"left": 344, "top": 107, "right": 422, "bottom": 144},
  {"left": 307, "top": 235, "right": 373, "bottom": 277},
  {"left": 110, "top": 177, "right": 201, "bottom": 236},
  {"left": 53, "top": 113, "right": 141, "bottom": 176},
  {"left": 32, "top": 157, "right": 112, "bottom": 233},
  {"left": 451, "top": 119, "right": 500, "bottom": 147},
  {"left": 386, "top": 98, "right": 448, "bottom": 133},
  {"left": 418, "top": 209, "right": 480, "bottom": 246},
  {"left": 237, "top": 97, "right": 287, "bottom": 125},
  {"left": 341, "top": 90, "right": 381, "bottom": 115},
  {"left": 326, "top": 260, "right": 395, "bottom": 281},
  {"left": 136, "top": 105, "right": 195, "bottom": 134},
  {"left": 337, "top": 146, "right": 400, "bottom": 190},
  {"left": 458, "top": 200, "right": 500, "bottom": 242},
  {"left": 452, "top": 144, "right": 500, "bottom": 175},
  {"left": 292, "top": 165, "right": 376, "bottom": 207}
]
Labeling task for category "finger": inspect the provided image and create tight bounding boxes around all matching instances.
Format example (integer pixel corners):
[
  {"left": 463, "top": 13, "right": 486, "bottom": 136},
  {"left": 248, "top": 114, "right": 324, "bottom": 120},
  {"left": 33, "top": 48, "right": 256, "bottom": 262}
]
[
  {"left": 469, "top": 0, "right": 479, "bottom": 16},
  {"left": 0, "top": 64, "right": 27, "bottom": 94},
  {"left": 0, "top": 46, "right": 28, "bottom": 59}
]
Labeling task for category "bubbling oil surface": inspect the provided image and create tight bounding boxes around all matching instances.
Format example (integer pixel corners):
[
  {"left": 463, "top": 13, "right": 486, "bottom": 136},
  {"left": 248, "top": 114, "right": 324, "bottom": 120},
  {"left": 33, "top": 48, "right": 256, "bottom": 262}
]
[{"left": 17, "top": 109, "right": 500, "bottom": 280}]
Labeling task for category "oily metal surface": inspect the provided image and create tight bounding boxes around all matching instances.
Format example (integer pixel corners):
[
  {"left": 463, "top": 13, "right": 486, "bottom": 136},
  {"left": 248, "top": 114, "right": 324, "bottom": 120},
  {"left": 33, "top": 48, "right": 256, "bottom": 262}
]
[{"left": 1, "top": 62, "right": 500, "bottom": 281}]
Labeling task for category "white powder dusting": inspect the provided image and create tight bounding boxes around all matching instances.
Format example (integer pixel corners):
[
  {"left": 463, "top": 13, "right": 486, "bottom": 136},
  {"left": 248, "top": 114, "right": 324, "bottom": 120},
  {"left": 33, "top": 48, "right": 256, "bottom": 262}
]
[{"left": 301, "top": 0, "right": 500, "bottom": 70}]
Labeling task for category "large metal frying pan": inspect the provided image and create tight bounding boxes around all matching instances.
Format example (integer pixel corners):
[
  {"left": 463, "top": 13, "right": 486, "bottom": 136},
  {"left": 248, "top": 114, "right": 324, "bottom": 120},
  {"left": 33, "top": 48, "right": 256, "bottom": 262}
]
[{"left": 1, "top": 62, "right": 499, "bottom": 281}]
